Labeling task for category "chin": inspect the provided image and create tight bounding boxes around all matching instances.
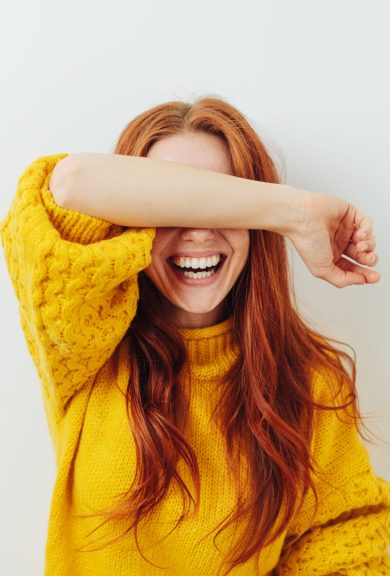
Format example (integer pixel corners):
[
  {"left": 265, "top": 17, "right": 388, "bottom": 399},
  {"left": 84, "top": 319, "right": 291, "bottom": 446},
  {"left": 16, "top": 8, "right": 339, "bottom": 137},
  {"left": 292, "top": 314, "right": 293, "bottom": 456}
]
[
  {"left": 175, "top": 305, "right": 215, "bottom": 314},
  {"left": 172, "top": 299, "right": 224, "bottom": 315}
]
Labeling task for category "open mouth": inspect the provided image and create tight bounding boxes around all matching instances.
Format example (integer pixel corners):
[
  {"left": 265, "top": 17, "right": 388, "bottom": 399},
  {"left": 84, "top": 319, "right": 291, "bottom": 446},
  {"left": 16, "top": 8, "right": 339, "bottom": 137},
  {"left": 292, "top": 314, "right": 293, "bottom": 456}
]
[{"left": 167, "top": 255, "right": 226, "bottom": 279}]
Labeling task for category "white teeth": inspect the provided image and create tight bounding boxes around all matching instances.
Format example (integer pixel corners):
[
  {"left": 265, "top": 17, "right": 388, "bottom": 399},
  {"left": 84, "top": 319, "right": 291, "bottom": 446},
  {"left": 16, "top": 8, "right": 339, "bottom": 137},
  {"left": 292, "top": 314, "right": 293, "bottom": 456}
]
[
  {"left": 172, "top": 254, "right": 222, "bottom": 269},
  {"left": 183, "top": 269, "right": 217, "bottom": 278}
]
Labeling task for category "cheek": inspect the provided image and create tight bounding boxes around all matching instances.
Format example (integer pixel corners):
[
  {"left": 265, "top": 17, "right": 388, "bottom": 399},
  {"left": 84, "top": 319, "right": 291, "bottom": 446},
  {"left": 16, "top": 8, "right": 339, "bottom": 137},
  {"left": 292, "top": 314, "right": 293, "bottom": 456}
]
[
  {"left": 147, "top": 229, "right": 172, "bottom": 264},
  {"left": 145, "top": 235, "right": 165, "bottom": 276},
  {"left": 143, "top": 250, "right": 169, "bottom": 287},
  {"left": 143, "top": 260, "right": 159, "bottom": 281},
  {"left": 233, "top": 234, "right": 250, "bottom": 274},
  {"left": 233, "top": 231, "right": 250, "bottom": 260},
  {"left": 235, "top": 254, "right": 249, "bottom": 279}
]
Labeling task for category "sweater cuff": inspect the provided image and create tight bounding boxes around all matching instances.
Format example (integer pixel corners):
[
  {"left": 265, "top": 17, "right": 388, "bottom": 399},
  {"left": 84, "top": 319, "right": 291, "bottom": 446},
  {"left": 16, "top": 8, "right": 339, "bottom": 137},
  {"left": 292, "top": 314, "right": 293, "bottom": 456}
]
[{"left": 40, "top": 154, "right": 125, "bottom": 245}]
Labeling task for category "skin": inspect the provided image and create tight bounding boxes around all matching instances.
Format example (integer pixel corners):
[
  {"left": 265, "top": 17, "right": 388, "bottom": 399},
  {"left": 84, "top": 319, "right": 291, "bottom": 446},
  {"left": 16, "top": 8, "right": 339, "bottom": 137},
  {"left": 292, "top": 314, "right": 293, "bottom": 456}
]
[
  {"left": 143, "top": 131, "right": 250, "bottom": 329},
  {"left": 52, "top": 140, "right": 380, "bottom": 292}
]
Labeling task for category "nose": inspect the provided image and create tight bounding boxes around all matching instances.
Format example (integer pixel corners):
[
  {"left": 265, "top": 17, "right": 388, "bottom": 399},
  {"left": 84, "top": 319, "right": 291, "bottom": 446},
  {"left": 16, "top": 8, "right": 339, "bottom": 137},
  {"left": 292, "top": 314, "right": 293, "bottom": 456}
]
[{"left": 180, "top": 228, "right": 216, "bottom": 241}]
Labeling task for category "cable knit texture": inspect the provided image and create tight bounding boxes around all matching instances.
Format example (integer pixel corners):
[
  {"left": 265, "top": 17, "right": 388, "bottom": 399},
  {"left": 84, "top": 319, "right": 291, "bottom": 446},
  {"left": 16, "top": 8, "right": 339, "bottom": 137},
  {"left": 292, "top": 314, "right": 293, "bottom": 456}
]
[{"left": 1, "top": 154, "right": 389, "bottom": 576}]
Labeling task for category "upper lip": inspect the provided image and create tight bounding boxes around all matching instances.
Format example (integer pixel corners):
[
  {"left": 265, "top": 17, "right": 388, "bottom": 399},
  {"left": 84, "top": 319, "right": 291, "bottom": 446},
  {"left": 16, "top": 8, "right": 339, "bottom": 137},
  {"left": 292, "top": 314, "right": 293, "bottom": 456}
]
[{"left": 168, "top": 252, "right": 226, "bottom": 259}]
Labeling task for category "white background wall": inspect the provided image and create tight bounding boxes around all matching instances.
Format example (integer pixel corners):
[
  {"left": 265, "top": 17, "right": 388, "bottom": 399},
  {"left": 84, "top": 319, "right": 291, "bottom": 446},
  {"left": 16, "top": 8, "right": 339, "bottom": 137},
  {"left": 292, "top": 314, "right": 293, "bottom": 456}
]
[{"left": 0, "top": 1, "right": 389, "bottom": 573}]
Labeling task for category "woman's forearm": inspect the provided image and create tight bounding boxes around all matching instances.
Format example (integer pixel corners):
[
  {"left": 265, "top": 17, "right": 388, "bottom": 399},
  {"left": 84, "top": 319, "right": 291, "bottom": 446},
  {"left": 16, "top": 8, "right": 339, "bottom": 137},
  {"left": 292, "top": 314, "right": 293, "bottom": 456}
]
[{"left": 50, "top": 152, "right": 303, "bottom": 234}]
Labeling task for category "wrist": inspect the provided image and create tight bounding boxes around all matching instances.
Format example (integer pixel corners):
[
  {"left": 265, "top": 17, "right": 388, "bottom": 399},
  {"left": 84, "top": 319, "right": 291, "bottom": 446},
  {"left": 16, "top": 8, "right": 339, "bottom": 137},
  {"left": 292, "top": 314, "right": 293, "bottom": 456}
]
[{"left": 267, "top": 186, "right": 310, "bottom": 237}]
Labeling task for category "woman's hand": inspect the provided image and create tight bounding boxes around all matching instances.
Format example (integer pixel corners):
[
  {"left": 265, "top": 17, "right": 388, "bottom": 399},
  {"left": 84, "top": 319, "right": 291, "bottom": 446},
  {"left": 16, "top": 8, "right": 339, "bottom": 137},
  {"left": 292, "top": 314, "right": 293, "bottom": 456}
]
[{"left": 286, "top": 191, "right": 381, "bottom": 288}]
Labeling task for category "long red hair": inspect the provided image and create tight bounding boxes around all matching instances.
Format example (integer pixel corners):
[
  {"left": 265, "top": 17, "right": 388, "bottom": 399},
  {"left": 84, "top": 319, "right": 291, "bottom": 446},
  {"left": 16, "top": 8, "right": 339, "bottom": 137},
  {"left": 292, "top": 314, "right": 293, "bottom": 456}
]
[{"left": 74, "top": 96, "right": 375, "bottom": 575}]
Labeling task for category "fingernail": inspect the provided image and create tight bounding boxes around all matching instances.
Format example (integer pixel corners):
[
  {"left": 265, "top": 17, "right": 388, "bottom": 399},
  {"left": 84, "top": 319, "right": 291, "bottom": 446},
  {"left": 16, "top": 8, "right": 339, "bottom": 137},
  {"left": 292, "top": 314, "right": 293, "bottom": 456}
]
[{"left": 361, "top": 230, "right": 368, "bottom": 239}]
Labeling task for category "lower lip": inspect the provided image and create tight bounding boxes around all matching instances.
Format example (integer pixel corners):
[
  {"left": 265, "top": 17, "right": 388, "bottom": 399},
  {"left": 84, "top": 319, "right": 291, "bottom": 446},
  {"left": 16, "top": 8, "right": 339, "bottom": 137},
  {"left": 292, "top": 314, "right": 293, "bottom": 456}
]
[{"left": 167, "top": 258, "right": 226, "bottom": 286}]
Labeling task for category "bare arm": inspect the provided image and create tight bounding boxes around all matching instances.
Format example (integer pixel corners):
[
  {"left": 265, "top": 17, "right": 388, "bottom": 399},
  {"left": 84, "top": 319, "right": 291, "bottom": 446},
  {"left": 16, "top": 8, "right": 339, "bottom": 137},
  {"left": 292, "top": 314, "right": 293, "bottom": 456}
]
[
  {"left": 49, "top": 152, "right": 300, "bottom": 235},
  {"left": 50, "top": 152, "right": 380, "bottom": 288}
]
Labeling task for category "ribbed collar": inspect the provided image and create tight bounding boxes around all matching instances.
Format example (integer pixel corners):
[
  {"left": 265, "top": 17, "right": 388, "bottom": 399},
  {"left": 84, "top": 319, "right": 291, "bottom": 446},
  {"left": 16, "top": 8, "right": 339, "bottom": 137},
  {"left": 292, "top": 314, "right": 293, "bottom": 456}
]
[{"left": 177, "top": 316, "right": 239, "bottom": 380}]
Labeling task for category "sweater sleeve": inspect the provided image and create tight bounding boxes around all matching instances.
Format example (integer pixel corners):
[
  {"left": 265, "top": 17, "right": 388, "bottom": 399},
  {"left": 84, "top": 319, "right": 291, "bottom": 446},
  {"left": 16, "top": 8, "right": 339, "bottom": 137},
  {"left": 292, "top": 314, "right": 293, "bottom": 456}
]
[
  {"left": 0, "top": 154, "right": 155, "bottom": 420},
  {"left": 275, "top": 369, "right": 390, "bottom": 575}
]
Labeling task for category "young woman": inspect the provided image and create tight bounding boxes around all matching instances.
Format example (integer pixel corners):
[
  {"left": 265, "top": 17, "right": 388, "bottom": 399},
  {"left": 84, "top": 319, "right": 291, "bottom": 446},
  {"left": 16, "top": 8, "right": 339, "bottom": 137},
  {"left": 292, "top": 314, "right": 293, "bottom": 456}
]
[{"left": 1, "top": 97, "right": 389, "bottom": 576}]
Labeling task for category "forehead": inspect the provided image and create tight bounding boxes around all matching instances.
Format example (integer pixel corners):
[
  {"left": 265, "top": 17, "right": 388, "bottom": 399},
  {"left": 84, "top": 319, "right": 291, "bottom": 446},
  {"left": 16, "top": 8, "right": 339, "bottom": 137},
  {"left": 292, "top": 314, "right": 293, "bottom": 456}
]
[{"left": 147, "top": 131, "right": 232, "bottom": 175}]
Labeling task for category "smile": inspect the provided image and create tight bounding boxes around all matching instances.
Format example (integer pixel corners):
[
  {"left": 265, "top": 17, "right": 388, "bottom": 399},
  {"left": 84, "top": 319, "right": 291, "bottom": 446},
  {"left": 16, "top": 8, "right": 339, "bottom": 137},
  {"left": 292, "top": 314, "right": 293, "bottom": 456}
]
[{"left": 167, "top": 256, "right": 226, "bottom": 285}]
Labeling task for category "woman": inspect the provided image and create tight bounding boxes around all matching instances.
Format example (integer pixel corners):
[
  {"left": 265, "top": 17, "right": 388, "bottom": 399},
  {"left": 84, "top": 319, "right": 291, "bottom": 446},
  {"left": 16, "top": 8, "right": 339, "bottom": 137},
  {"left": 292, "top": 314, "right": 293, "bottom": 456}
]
[{"left": 1, "top": 96, "right": 389, "bottom": 576}]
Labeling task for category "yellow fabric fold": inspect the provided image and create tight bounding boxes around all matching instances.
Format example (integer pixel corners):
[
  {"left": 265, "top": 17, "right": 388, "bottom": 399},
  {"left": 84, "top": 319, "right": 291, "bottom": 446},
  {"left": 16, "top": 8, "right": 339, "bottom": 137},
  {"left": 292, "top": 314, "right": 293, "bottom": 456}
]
[{"left": 1, "top": 155, "right": 389, "bottom": 576}]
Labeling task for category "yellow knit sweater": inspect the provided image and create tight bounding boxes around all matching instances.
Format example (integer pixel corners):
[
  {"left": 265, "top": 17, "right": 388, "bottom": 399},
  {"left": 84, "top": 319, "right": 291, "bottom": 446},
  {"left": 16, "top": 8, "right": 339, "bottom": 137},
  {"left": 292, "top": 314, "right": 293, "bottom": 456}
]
[{"left": 1, "top": 154, "right": 390, "bottom": 576}]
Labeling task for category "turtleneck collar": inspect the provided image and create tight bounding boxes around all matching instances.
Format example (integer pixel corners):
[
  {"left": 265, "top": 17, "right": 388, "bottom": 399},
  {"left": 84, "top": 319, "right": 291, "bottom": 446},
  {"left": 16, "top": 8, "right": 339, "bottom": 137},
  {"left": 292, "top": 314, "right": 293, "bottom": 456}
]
[
  {"left": 178, "top": 315, "right": 233, "bottom": 339},
  {"left": 177, "top": 316, "right": 239, "bottom": 380}
]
